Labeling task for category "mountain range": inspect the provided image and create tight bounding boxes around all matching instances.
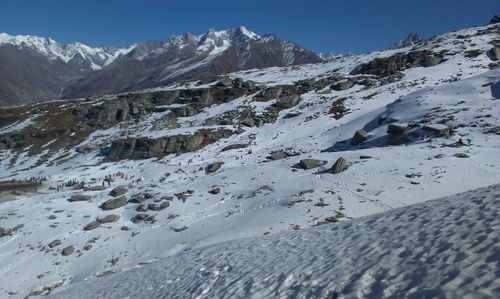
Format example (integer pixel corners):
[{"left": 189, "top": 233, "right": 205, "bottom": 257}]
[{"left": 0, "top": 27, "right": 322, "bottom": 106}]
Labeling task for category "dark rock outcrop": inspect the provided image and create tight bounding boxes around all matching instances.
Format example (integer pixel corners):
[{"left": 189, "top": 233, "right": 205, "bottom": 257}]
[
  {"left": 107, "top": 128, "right": 234, "bottom": 161},
  {"left": 351, "top": 50, "right": 443, "bottom": 77}
]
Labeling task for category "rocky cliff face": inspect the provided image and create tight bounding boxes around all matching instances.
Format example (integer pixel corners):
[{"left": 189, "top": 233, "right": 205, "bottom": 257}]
[
  {"left": 350, "top": 50, "right": 444, "bottom": 77},
  {"left": 106, "top": 128, "right": 235, "bottom": 161}
]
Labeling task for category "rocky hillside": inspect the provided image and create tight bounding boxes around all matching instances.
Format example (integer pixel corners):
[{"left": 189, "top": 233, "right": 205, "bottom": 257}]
[
  {"left": 0, "top": 19, "right": 498, "bottom": 298},
  {"left": 0, "top": 27, "right": 322, "bottom": 106}
]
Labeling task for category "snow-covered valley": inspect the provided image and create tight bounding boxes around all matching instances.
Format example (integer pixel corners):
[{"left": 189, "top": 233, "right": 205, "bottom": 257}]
[{"left": 0, "top": 21, "right": 499, "bottom": 298}]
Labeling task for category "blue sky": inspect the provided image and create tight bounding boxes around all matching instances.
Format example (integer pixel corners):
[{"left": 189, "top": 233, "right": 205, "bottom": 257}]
[{"left": 0, "top": 0, "right": 497, "bottom": 53}]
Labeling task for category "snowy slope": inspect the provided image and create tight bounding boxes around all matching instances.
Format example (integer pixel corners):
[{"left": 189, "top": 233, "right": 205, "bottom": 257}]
[
  {"left": 0, "top": 22, "right": 499, "bottom": 298},
  {"left": 49, "top": 184, "right": 500, "bottom": 299}
]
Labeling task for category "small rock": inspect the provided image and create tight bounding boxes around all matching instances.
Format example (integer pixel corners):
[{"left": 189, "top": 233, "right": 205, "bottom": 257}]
[
  {"left": 454, "top": 152, "right": 469, "bottom": 158},
  {"left": 208, "top": 186, "right": 221, "bottom": 194},
  {"left": 83, "top": 244, "right": 92, "bottom": 251},
  {"left": 359, "top": 155, "right": 372, "bottom": 159},
  {"left": 299, "top": 159, "right": 323, "bottom": 169},
  {"left": 68, "top": 194, "right": 92, "bottom": 202},
  {"left": 61, "top": 245, "right": 74, "bottom": 256},
  {"left": 136, "top": 204, "right": 148, "bottom": 212},
  {"left": 172, "top": 226, "right": 189, "bottom": 232},
  {"left": 83, "top": 221, "right": 101, "bottom": 231},
  {"left": 206, "top": 161, "right": 224, "bottom": 173},
  {"left": 129, "top": 194, "right": 145, "bottom": 203},
  {"left": 221, "top": 144, "right": 248, "bottom": 152},
  {"left": 109, "top": 186, "right": 128, "bottom": 197},
  {"left": 147, "top": 201, "right": 170, "bottom": 211},
  {"left": 48, "top": 239, "right": 61, "bottom": 248},
  {"left": 268, "top": 151, "right": 288, "bottom": 160},
  {"left": 97, "top": 214, "right": 120, "bottom": 223}
]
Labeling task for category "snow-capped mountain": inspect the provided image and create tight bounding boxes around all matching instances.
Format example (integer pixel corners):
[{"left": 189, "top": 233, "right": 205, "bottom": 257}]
[
  {"left": 0, "top": 33, "right": 134, "bottom": 70},
  {"left": 0, "top": 27, "right": 322, "bottom": 106},
  {"left": 128, "top": 26, "right": 259, "bottom": 61},
  {"left": 62, "top": 26, "right": 322, "bottom": 99}
]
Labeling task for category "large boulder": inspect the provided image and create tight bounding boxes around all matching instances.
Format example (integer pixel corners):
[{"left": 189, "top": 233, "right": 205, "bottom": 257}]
[
  {"left": 299, "top": 159, "right": 323, "bottom": 169},
  {"left": 100, "top": 196, "right": 128, "bottom": 210},
  {"left": 109, "top": 186, "right": 128, "bottom": 197},
  {"left": 351, "top": 129, "right": 368, "bottom": 145},
  {"left": 330, "top": 157, "right": 349, "bottom": 174}
]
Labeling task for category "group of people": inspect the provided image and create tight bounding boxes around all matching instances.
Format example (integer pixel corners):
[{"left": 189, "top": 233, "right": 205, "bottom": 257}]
[
  {"left": 25, "top": 176, "right": 47, "bottom": 185},
  {"left": 51, "top": 171, "right": 135, "bottom": 192}
]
